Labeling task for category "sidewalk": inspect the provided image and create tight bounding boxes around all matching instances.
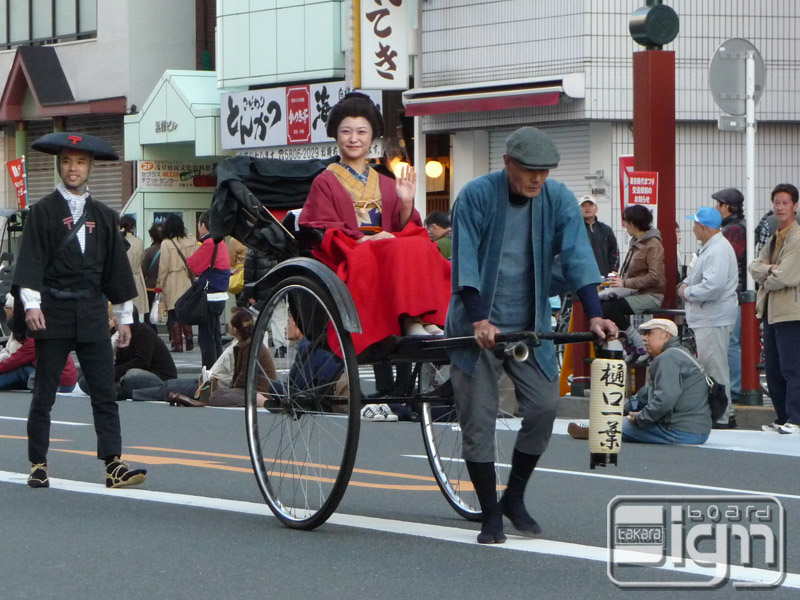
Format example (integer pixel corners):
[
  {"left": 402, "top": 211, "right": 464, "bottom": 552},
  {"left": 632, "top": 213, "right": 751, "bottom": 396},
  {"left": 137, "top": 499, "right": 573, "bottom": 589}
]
[{"left": 556, "top": 394, "right": 776, "bottom": 431}]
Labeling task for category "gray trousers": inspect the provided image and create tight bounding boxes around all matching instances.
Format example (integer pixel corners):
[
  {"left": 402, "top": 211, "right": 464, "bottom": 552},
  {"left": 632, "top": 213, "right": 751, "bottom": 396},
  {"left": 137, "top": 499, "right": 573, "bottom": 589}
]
[
  {"left": 693, "top": 324, "right": 734, "bottom": 422},
  {"left": 451, "top": 349, "right": 558, "bottom": 463}
]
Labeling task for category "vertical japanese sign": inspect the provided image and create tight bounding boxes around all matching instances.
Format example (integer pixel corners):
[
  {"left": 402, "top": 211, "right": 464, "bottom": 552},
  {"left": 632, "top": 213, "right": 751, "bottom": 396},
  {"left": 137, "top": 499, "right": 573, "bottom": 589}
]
[
  {"left": 6, "top": 156, "right": 27, "bottom": 209},
  {"left": 359, "top": 0, "right": 408, "bottom": 90},
  {"left": 627, "top": 171, "right": 659, "bottom": 224},
  {"left": 286, "top": 86, "right": 312, "bottom": 145}
]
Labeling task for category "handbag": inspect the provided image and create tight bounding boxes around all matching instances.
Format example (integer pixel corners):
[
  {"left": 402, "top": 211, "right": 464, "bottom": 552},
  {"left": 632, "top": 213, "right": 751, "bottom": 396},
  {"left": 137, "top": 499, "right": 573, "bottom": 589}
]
[
  {"left": 228, "top": 267, "right": 245, "bottom": 295},
  {"left": 173, "top": 241, "right": 219, "bottom": 325}
]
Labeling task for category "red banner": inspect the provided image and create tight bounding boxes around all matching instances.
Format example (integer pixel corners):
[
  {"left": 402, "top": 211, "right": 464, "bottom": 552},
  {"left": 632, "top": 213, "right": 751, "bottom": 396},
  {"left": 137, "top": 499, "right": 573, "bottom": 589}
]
[{"left": 6, "top": 156, "right": 27, "bottom": 209}]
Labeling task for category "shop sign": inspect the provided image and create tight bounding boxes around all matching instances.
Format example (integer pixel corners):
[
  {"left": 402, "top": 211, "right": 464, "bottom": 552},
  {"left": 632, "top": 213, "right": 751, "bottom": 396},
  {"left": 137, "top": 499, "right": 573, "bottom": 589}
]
[
  {"left": 137, "top": 161, "right": 218, "bottom": 189},
  {"left": 6, "top": 156, "right": 27, "bottom": 209},
  {"left": 237, "top": 139, "right": 383, "bottom": 161},
  {"left": 627, "top": 170, "right": 659, "bottom": 224},
  {"left": 221, "top": 83, "right": 381, "bottom": 151},
  {"left": 286, "top": 86, "right": 311, "bottom": 144},
  {"left": 359, "top": 0, "right": 408, "bottom": 89}
]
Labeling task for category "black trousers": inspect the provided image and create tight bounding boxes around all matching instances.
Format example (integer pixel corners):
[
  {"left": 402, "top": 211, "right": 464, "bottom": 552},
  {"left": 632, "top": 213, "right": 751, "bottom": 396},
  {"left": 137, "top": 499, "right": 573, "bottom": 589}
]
[
  {"left": 600, "top": 297, "right": 635, "bottom": 330},
  {"left": 197, "top": 300, "right": 225, "bottom": 369},
  {"left": 28, "top": 337, "right": 121, "bottom": 464}
]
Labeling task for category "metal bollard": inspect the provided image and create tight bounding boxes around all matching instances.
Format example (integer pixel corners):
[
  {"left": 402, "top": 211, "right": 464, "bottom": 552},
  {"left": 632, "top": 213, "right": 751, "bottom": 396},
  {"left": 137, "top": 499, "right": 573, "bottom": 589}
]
[{"left": 739, "top": 290, "right": 763, "bottom": 405}]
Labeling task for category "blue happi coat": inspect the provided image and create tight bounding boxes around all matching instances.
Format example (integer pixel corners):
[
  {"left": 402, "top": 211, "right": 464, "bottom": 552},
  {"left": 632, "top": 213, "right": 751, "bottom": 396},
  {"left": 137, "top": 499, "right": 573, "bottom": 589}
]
[{"left": 445, "top": 171, "right": 602, "bottom": 378}]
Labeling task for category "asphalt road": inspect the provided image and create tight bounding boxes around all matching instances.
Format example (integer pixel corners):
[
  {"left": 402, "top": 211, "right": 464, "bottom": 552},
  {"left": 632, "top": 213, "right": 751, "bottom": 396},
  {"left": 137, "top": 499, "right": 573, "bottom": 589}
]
[{"left": 1, "top": 387, "right": 799, "bottom": 600}]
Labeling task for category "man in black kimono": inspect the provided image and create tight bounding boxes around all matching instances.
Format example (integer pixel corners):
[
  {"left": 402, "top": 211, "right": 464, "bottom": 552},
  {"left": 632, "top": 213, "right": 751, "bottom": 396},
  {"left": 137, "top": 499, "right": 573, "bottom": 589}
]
[{"left": 13, "top": 132, "right": 147, "bottom": 489}]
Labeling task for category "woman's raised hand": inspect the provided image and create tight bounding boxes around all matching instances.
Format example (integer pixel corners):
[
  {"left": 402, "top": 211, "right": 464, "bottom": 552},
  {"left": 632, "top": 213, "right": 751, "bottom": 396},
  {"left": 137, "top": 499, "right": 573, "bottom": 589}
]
[{"left": 395, "top": 164, "right": 416, "bottom": 204}]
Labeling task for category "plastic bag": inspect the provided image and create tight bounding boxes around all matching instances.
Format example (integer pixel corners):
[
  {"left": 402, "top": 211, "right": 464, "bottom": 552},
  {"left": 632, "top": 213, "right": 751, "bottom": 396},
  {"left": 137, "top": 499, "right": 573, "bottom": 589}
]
[{"left": 149, "top": 292, "right": 162, "bottom": 324}]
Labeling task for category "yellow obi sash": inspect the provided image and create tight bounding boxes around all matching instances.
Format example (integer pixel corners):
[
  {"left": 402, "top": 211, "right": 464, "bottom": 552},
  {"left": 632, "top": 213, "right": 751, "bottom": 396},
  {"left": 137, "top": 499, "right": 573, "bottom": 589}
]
[{"left": 327, "top": 163, "right": 383, "bottom": 235}]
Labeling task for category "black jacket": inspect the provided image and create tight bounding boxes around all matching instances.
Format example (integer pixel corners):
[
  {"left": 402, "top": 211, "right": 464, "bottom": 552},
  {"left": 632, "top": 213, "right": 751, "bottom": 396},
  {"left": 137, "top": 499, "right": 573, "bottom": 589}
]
[
  {"left": 13, "top": 191, "right": 137, "bottom": 341},
  {"left": 115, "top": 321, "right": 177, "bottom": 382},
  {"left": 238, "top": 247, "right": 278, "bottom": 307},
  {"left": 584, "top": 219, "right": 619, "bottom": 278}
]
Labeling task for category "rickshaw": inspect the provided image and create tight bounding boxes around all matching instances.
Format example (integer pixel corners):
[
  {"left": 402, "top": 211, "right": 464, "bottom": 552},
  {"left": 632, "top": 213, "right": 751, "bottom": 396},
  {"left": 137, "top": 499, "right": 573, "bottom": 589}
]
[{"left": 209, "top": 155, "right": 595, "bottom": 530}]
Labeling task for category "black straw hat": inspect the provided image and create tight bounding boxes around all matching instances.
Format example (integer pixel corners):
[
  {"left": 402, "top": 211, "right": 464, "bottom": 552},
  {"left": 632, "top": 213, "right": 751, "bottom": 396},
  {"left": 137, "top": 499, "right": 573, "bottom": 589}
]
[{"left": 32, "top": 132, "right": 119, "bottom": 161}]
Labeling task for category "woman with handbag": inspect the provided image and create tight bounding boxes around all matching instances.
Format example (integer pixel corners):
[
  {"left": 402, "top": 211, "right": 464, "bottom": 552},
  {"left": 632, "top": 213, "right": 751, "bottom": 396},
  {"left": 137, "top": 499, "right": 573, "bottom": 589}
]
[
  {"left": 141, "top": 222, "right": 163, "bottom": 331},
  {"left": 186, "top": 211, "right": 230, "bottom": 368},
  {"left": 156, "top": 214, "right": 197, "bottom": 352}
]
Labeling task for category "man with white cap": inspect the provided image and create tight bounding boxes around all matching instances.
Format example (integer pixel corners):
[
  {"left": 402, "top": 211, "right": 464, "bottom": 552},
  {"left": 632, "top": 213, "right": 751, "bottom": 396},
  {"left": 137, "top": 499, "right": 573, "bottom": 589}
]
[
  {"left": 580, "top": 194, "right": 619, "bottom": 278},
  {"left": 679, "top": 206, "right": 739, "bottom": 428},
  {"left": 569, "top": 318, "right": 712, "bottom": 444}
]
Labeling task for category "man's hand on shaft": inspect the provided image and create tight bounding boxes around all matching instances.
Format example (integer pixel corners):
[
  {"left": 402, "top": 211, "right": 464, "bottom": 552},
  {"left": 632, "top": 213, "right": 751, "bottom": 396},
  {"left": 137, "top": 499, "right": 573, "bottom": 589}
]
[
  {"left": 473, "top": 319, "right": 500, "bottom": 349},
  {"left": 588, "top": 317, "right": 618, "bottom": 341}
]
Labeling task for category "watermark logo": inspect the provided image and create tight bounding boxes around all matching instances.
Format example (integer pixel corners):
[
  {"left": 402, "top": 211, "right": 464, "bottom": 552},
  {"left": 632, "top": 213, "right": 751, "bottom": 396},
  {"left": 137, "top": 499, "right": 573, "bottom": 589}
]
[{"left": 608, "top": 495, "right": 785, "bottom": 589}]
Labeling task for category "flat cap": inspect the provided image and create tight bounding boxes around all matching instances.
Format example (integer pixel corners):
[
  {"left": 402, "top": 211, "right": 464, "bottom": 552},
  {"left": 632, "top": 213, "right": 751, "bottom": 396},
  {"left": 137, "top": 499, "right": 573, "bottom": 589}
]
[
  {"left": 32, "top": 132, "right": 119, "bottom": 161},
  {"left": 638, "top": 318, "right": 678, "bottom": 337},
  {"left": 711, "top": 187, "right": 744, "bottom": 210},
  {"left": 505, "top": 126, "right": 560, "bottom": 170}
]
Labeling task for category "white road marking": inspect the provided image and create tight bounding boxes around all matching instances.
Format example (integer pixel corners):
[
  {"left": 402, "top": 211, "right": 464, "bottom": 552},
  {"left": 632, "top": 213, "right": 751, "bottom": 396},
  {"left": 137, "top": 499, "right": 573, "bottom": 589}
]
[
  {"left": 401, "top": 454, "right": 800, "bottom": 503},
  {"left": 0, "top": 415, "right": 90, "bottom": 426},
  {"left": 0, "top": 469, "right": 793, "bottom": 589}
]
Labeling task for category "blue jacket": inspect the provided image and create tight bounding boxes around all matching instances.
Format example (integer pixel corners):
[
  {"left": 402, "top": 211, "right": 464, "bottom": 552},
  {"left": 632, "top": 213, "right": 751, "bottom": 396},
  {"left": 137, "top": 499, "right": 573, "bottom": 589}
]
[{"left": 445, "top": 171, "right": 602, "bottom": 378}]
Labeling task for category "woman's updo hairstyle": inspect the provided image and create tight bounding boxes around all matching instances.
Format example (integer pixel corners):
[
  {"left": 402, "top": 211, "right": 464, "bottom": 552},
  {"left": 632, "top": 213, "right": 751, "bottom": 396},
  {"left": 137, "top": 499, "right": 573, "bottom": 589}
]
[
  {"left": 326, "top": 92, "right": 384, "bottom": 140},
  {"left": 230, "top": 308, "right": 255, "bottom": 340}
]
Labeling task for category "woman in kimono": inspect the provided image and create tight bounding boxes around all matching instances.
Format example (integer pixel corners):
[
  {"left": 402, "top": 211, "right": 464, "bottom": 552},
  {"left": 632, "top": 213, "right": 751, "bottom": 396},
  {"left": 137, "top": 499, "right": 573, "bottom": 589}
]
[
  {"left": 299, "top": 93, "right": 451, "bottom": 346},
  {"left": 299, "top": 94, "right": 451, "bottom": 421}
]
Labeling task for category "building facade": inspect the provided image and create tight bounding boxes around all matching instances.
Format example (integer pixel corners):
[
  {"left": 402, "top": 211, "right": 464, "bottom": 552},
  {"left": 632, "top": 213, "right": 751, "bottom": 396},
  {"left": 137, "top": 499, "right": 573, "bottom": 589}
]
[
  {"left": 406, "top": 0, "right": 800, "bottom": 262},
  {"left": 0, "top": 0, "right": 198, "bottom": 212}
]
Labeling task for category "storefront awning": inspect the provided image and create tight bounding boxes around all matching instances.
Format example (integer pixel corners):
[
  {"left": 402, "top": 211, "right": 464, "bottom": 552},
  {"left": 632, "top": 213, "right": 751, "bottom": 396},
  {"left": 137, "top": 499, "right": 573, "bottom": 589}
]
[
  {"left": 0, "top": 46, "right": 125, "bottom": 122},
  {"left": 124, "top": 70, "right": 239, "bottom": 161},
  {"left": 402, "top": 73, "right": 585, "bottom": 117}
]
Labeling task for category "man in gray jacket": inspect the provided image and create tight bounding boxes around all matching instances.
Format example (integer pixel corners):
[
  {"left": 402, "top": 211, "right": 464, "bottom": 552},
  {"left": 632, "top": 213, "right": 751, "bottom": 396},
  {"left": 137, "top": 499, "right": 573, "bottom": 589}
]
[
  {"left": 569, "top": 318, "right": 712, "bottom": 443},
  {"left": 678, "top": 206, "right": 739, "bottom": 428},
  {"left": 623, "top": 319, "right": 712, "bottom": 444}
]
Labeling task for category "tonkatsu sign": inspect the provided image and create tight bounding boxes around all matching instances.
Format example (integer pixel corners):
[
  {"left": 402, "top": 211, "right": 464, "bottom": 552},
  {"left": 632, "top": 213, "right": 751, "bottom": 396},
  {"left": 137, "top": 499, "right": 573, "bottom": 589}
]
[{"left": 221, "top": 83, "right": 381, "bottom": 151}]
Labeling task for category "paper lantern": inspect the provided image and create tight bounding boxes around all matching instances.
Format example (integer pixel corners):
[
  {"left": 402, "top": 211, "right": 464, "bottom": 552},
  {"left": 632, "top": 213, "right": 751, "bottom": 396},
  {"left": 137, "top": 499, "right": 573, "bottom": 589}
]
[{"left": 588, "top": 356, "right": 626, "bottom": 468}]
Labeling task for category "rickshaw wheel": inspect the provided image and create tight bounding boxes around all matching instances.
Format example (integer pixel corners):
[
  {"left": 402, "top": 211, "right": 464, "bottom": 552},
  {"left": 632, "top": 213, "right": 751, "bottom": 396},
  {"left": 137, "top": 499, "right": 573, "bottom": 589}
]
[{"left": 245, "top": 275, "right": 360, "bottom": 530}]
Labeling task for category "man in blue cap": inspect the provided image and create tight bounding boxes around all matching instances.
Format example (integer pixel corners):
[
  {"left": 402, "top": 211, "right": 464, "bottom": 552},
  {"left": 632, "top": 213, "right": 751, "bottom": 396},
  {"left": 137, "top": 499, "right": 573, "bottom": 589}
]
[
  {"left": 447, "top": 126, "right": 618, "bottom": 544},
  {"left": 678, "top": 206, "right": 739, "bottom": 428},
  {"left": 13, "top": 132, "right": 147, "bottom": 488}
]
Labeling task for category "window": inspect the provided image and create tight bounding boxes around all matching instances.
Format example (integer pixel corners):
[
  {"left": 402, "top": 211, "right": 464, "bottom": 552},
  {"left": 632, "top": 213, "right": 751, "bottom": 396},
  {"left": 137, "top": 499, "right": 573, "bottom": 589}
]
[{"left": 1, "top": 0, "right": 97, "bottom": 49}]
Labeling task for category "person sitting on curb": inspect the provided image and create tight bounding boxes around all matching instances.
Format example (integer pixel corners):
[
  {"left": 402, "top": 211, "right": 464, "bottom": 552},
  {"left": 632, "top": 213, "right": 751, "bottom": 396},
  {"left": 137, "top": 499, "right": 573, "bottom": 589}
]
[
  {"left": 424, "top": 210, "right": 452, "bottom": 259},
  {"left": 0, "top": 294, "right": 77, "bottom": 393},
  {"left": 165, "top": 308, "right": 276, "bottom": 407},
  {"left": 78, "top": 308, "right": 176, "bottom": 400},
  {"left": 568, "top": 318, "right": 712, "bottom": 445},
  {"left": 130, "top": 340, "right": 236, "bottom": 404}
]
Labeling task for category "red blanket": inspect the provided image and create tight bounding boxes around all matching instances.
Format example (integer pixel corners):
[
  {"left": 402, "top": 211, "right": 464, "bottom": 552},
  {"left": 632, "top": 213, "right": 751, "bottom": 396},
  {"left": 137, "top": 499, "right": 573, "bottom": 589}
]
[{"left": 314, "top": 224, "right": 452, "bottom": 355}]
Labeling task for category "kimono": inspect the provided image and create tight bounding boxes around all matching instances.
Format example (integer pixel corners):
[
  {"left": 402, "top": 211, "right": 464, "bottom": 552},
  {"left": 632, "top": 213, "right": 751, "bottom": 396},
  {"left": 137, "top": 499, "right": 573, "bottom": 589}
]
[
  {"left": 14, "top": 190, "right": 137, "bottom": 342},
  {"left": 446, "top": 172, "right": 602, "bottom": 379}
]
